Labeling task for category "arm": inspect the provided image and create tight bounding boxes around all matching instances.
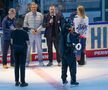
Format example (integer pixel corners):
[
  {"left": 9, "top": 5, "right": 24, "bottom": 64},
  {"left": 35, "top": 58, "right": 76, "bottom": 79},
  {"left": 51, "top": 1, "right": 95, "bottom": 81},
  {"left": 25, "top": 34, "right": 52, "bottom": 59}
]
[
  {"left": 60, "top": 13, "right": 65, "bottom": 29},
  {"left": 2, "top": 18, "right": 9, "bottom": 33},
  {"left": 25, "top": 32, "right": 30, "bottom": 46},
  {"left": 86, "top": 17, "right": 89, "bottom": 38},
  {"left": 60, "top": 15, "right": 65, "bottom": 32},
  {"left": 36, "top": 14, "right": 44, "bottom": 33},
  {"left": 37, "top": 24, "right": 43, "bottom": 32},
  {"left": 10, "top": 31, "right": 13, "bottom": 45},
  {"left": 26, "top": 41, "right": 30, "bottom": 46},
  {"left": 23, "top": 14, "right": 31, "bottom": 32},
  {"left": 23, "top": 14, "right": 29, "bottom": 28},
  {"left": 10, "top": 39, "right": 13, "bottom": 45},
  {"left": 43, "top": 14, "right": 51, "bottom": 28}
]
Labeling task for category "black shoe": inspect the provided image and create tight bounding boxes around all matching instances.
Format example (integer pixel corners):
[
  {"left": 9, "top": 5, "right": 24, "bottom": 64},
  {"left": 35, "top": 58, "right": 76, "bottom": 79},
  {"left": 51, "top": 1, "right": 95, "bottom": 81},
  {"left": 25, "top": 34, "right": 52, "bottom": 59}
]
[
  {"left": 58, "top": 62, "right": 61, "bottom": 66},
  {"left": 15, "top": 82, "right": 20, "bottom": 86},
  {"left": 71, "top": 82, "right": 79, "bottom": 86},
  {"left": 62, "top": 80, "right": 68, "bottom": 87},
  {"left": 47, "top": 62, "right": 53, "bottom": 66},
  {"left": 20, "top": 82, "right": 28, "bottom": 87}
]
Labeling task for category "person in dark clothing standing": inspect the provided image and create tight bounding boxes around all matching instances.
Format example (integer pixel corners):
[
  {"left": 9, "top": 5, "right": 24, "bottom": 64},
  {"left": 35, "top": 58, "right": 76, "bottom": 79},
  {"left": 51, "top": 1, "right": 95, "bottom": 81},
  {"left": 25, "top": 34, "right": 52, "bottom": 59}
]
[
  {"left": 43, "top": 4, "right": 64, "bottom": 66},
  {"left": 2, "top": 8, "right": 16, "bottom": 68},
  {"left": 60, "top": 19, "right": 79, "bottom": 87},
  {"left": 11, "top": 19, "right": 29, "bottom": 87}
]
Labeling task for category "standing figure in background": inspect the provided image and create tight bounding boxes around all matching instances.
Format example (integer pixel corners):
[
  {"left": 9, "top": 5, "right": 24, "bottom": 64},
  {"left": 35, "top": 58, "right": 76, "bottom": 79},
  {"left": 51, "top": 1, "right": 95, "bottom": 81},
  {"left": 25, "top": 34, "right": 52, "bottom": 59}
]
[
  {"left": 73, "top": 5, "right": 89, "bottom": 65},
  {"left": 24, "top": 2, "right": 44, "bottom": 66},
  {"left": 2, "top": 8, "right": 16, "bottom": 68},
  {"left": 43, "top": 4, "right": 64, "bottom": 66}
]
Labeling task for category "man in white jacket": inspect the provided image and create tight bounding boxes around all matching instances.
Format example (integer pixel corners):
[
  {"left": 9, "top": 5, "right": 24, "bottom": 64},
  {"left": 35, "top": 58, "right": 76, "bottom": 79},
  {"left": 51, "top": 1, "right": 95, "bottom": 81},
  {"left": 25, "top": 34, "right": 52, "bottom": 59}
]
[{"left": 23, "top": 2, "right": 44, "bottom": 66}]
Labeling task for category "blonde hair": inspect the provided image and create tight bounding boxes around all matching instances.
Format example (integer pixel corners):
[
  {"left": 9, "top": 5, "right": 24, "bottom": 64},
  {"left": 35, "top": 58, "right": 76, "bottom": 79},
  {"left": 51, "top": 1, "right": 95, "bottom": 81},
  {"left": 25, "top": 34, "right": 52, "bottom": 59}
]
[{"left": 77, "top": 5, "right": 85, "bottom": 18}]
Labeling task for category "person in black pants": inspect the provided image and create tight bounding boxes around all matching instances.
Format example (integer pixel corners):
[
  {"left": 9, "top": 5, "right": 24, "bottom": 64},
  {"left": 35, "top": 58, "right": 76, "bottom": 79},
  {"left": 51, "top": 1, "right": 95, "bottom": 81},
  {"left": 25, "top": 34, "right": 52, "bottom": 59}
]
[
  {"left": 11, "top": 19, "right": 29, "bottom": 87},
  {"left": 2, "top": 8, "right": 16, "bottom": 68},
  {"left": 60, "top": 20, "right": 79, "bottom": 87},
  {"left": 43, "top": 4, "right": 64, "bottom": 66}
]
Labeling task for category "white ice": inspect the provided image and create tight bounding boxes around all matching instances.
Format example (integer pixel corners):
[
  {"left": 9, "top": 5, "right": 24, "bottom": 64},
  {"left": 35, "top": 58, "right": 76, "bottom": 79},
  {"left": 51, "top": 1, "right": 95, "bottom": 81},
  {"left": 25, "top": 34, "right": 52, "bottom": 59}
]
[{"left": 0, "top": 57, "right": 108, "bottom": 90}]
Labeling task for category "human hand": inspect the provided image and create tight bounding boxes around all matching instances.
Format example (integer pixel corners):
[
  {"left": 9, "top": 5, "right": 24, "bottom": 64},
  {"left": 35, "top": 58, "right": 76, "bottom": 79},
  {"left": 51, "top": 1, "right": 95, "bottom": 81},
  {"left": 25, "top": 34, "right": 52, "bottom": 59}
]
[
  {"left": 10, "top": 25, "right": 15, "bottom": 30},
  {"left": 49, "top": 18, "right": 53, "bottom": 24},
  {"left": 32, "top": 30, "right": 37, "bottom": 35}
]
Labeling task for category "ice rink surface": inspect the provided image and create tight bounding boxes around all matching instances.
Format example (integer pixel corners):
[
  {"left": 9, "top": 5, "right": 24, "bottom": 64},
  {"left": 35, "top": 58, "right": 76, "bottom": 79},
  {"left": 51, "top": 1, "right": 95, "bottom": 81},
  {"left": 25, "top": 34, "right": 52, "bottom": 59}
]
[{"left": 0, "top": 57, "right": 108, "bottom": 90}]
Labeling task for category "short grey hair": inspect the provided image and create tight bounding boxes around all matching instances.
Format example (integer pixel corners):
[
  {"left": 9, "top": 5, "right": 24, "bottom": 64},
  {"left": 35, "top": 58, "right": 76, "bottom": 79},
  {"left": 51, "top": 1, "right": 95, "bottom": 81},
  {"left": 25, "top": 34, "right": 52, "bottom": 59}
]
[{"left": 30, "top": 2, "right": 38, "bottom": 7}]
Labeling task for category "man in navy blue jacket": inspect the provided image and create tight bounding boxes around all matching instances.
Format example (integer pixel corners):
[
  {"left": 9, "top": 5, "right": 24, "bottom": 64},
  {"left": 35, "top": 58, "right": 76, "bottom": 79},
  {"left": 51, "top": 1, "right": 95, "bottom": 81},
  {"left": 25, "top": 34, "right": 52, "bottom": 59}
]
[{"left": 2, "top": 8, "right": 16, "bottom": 68}]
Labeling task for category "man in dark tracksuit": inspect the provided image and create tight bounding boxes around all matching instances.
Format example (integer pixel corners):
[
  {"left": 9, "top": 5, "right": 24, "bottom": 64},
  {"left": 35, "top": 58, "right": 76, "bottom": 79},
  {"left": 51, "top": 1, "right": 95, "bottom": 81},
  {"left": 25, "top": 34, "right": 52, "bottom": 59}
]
[
  {"left": 11, "top": 20, "right": 29, "bottom": 87},
  {"left": 2, "top": 8, "right": 16, "bottom": 68},
  {"left": 60, "top": 19, "right": 79, "bottom": 86}
]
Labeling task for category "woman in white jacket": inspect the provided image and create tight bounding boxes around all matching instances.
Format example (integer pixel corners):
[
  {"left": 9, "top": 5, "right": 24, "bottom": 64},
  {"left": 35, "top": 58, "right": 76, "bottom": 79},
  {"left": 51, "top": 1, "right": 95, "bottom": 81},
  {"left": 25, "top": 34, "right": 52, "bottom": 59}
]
[{"left": 73, "top": 5, "right": 89, "bottom": 65}]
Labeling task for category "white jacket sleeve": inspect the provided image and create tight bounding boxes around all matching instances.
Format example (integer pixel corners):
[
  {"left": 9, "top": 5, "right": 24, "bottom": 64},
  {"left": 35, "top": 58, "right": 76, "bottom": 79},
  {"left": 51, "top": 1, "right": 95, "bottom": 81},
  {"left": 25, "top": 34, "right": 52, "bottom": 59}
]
[
  {"left": 37, "top": 14, "right": 44, "bottom": 32},
  {"left": 23, "top": 14, "right": 29, "bottom": 27}
]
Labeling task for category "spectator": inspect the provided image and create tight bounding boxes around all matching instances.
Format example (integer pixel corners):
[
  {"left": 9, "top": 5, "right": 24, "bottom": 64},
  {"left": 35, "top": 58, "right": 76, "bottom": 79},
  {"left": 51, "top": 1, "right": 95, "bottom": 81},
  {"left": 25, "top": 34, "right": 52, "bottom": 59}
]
[
  {"left": 2, "top": 8, "right": 16, "bottom": 68},
  {"left": 23, "top": 2, "right": 44, "bottom": 66},
  {"left": 73, "top": 5, "right": 89, "bottom": 65},
  {"left": 43, "top": 4, "right": 64, "bottom": 66}
]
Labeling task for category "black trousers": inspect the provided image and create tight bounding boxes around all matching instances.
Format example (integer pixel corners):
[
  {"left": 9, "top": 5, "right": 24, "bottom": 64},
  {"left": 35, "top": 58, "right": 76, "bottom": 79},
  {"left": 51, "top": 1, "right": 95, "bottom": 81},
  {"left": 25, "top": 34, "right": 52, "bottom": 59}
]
[
  {"left": 13, "top": 45, "right": 27, "bottom": 83},
  {"left": 61, "top": 53, "right": 77, "bottom": 83},
  {"left": 2, "top": 40, "right": 14, "bottom": 65},
  {"left": 46, "top": 37, "right": 61, "bottom": 63}
]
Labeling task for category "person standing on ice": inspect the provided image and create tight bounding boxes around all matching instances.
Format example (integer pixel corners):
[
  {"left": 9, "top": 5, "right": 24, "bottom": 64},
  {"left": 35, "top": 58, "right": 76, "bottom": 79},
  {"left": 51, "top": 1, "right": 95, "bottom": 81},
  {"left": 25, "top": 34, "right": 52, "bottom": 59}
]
[
  {"left": 24, "top": 2, "right": 44, "bottom": 66},
  {"left": 73, "top": 5, "right": 89, "bottom": 65}
]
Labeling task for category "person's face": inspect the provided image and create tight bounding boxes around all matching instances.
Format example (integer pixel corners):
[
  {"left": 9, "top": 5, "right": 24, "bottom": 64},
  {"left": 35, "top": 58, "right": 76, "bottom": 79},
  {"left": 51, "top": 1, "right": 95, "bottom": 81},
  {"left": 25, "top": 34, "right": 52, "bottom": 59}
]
[
  {"left": 9, "top": 11, "right": 16, "bottom": 19},
  {"left": 31, "top": 5, "right": 37, "bottom": 13},
  {"left": 49, "top": 6, "right": 56, "bottom": 15}
]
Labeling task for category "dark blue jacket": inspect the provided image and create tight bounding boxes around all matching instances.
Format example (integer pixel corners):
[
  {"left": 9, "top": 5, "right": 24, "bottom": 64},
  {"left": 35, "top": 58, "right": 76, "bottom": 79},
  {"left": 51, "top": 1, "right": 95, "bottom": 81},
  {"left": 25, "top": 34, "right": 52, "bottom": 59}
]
[{"left": 2, "top": 16, "right": 16, "bottom": 40}]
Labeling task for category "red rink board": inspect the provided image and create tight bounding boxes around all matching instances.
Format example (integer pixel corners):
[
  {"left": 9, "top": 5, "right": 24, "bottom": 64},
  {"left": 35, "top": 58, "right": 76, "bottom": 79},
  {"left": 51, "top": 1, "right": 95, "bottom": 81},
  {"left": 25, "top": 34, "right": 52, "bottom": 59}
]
[
  {"left": 0, "top": 50, "right": 108, "bottom": 63},
  {"left": 86, "top": 49, "right": 108, "bottom": 57}
]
